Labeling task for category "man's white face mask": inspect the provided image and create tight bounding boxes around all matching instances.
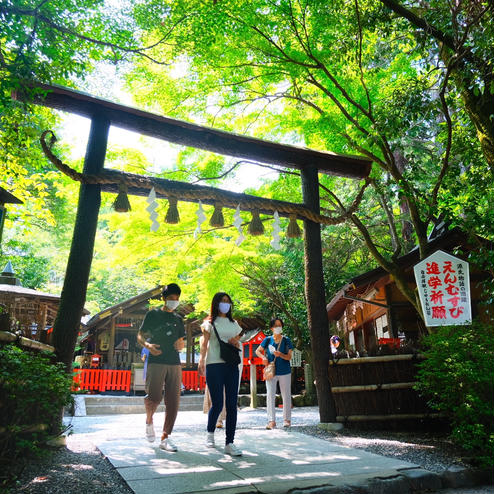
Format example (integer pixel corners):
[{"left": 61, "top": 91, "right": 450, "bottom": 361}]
[{"left": 166, "top": 299, "right": 180, "bottom": 310}]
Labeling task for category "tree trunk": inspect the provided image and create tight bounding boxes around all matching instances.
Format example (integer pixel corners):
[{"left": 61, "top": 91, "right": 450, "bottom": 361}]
[
  {"left": 300, "top": 165, "right": 337, "bottom": 423},
  {"left": 52, "top": 116, "right": 110, "bottom": 370}
]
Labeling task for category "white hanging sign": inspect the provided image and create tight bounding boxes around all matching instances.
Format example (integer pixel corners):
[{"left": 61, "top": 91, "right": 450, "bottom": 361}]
[
  {"left": 270, "top": 210, "right": 281, "bottom": 250},
  {"left": 349, "top": 331, "right": 355, "bottom": 347},
  {"left": 413, "top": 250, "right": 471, "bottom": 326},
  {"left": 233, "top": 205, "right": 245, "bottom": 246},
  {"left": 146, "top": 188, "right": 160, "bottom": 232},
  {"left": 290, "top": 348, "right": 302, "bottom": 367}
]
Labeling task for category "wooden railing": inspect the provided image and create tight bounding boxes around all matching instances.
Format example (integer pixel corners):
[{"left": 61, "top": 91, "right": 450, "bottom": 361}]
[
  {"left": 182, "top": 370, "right": 206, "bottom": 391},
  {"left": 73, "top": 368, "right": 207, "bottom": 393},
  {"left": 72, "top": 369, "right": 132, "bottom": 392}
]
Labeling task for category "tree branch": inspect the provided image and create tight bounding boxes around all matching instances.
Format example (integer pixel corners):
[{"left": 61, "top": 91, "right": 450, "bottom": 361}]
[
  {"left": 378, "top": 0, "right": 487, "bottom": 68},
  {"left": 2, "top": 5, "right": 172, "bottom": 65}
]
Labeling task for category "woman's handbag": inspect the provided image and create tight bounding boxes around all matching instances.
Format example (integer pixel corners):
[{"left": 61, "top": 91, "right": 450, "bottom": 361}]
[
  {"left": 263, "top": 361, "right": 276, "bottom": 380},
  {"left": 263, "top": 338, "right": 282, "bottom": 381},
  {"left": 212, "top": 322, "right": 241, "bottom": 365}
]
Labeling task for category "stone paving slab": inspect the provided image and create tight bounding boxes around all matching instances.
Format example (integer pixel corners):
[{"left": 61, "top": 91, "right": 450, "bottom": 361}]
[
  {"left": 68, "top": 407, "right": 479, "bottom": 494},
  {"left": 93, "top": 422, "right": 419, "bottom": 494}
]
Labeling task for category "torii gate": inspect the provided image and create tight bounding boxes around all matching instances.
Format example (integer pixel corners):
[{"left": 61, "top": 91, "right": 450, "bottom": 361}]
[{"left": 17, "top": 83, "right": 371, "bottom": 423}]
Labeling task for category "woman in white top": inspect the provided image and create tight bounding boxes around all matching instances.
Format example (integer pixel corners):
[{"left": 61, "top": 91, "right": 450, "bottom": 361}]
[{"left": 198, "top": 292, "right": 243, "bottom": 456}]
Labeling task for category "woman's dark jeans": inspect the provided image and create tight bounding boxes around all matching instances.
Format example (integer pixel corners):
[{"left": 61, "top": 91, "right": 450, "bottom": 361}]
[{"left": 206, "top": 363, "right": 239, "bottom": 444}]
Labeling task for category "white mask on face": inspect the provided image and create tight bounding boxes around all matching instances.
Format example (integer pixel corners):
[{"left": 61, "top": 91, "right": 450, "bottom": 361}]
[
  {"left": 166, "top": 300, "right": 180, "bottom": 310},
  {"left": 272, "top": 326, "right": 283, "bottom": 334},
  {"left": 218, "top": 302, "right": 231, "bottom": 314}
]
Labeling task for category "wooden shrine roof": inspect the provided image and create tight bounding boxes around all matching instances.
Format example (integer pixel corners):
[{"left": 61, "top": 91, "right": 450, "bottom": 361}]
[
  {"left": 0, "top": 283, "right": 61, "bottom": 302},
  {"left": 326, "top": 227, "right": 483, "bottom": 320},
  {"left": 0, "top": 186, "right": 23, "bottom": 205},
  {"left": 16, "top": 83, "right": 372, "bottom": 179},
  {"left": 85, "top": 285, "right": 164, "bottom": 328}
]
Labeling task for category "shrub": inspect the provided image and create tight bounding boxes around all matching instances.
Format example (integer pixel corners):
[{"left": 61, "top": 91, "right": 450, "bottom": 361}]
[
  {"left": 415, "top": 319, "right": 494, "bottom": 467},
  {"left": 0, "top": 344, "right": 73, "bottom": 484}
]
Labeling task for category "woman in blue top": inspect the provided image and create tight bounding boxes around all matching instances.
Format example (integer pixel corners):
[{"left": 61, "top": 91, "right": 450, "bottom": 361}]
[{"left": 256, "top": 317, "right": 293, "bottom": 429}]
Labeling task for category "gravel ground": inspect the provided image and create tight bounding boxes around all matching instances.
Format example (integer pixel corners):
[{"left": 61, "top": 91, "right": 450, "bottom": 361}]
[
  {"left": 7, "top": 408, "right": 490, "bottom": 494},
  {"left": 8, "top": 435, "right": 134, "bottom": 494}
]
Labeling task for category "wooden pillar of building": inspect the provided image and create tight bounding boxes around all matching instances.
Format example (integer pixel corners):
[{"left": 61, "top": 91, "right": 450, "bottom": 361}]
[
  {"left": 186, "top": 323, "right": 193, "bottom": 367},
  {"left": 300, "top": 165, "right": 337, "bottom": 423},
  {"left": 52, "top": 116, "right": 110, "bottom": 370},
  {"left": 108, "top": 317, "right": 116, "bottom": 368},
  {"left": 249, "top": 363, "right": 258, "bottom": 408}
]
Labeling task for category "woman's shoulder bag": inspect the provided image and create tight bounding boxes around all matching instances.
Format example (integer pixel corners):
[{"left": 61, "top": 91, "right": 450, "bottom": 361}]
[
  {"left": 212, "top": 322, "right": 241, "bottom": 366},
  {"left": 263, "top": 337, "right": 283, "bottom": 381}
]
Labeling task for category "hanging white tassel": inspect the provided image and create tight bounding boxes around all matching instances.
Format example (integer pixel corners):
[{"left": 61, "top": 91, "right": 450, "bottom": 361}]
[
  {"left": 194, "top": 200, "right": 207, "bottom": 239},
  {"left": 146, "top": 187, "right": 160, "bottom": 232},
  {"left": 233, "top": 205, "right": 245, "bottom": 246},
  {"left": 270, "top": 210, "right": 281, "bottom": 250}
]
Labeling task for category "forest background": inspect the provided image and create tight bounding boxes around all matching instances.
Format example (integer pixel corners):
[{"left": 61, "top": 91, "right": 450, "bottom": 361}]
[{"left": 0, "top": 0, "right": 492, "bottom": 357}]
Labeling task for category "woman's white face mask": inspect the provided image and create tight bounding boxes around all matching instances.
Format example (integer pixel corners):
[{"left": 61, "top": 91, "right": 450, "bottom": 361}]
[
  {"left": 218, "top": 302, "right": 231, "bottom": 314},
  {"left": 272, "top": 326, "right": 283, "bottom": 335},
  {"left": 166, "top": 299, "right": 180, "bottom": 310}
]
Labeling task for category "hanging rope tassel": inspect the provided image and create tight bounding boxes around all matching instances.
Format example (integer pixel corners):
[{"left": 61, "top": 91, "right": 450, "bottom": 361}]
[
  {"left": 248, "top": 210, "right": 264, "bottom": 236},
  {"left": 209, "top": 203, "right": 224, "bottom": 227},
  {"left": 165, "top": 197, "right": 180, "bottom": 224},
  {"left": 113, "top": 182, "right": 131, "bottom": 212},
  {"left": 287, "top": 214, "right": 302, "bottom": 238}
]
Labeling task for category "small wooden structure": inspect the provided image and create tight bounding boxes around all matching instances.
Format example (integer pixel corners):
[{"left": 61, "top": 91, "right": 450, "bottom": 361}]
[
  {"left": 0, "top": 262, "right": 88, "bottom": 341},
  {"left": 80, "top": 286, "right": 169, "bottom": 368},
  {"left": 327, "top": 227, "right": 491, "bottom": 353},
  {"left": 325, "top": 226, "right": 491, "bottom": 425}
]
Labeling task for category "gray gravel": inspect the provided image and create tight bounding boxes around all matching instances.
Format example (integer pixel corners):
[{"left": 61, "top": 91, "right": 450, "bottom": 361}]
[
  {"left": 10, "top": 435, "right": 133, "bottom": 494},
  {"left": 9, "top": 408, "right": 490, "bottom": 494}
]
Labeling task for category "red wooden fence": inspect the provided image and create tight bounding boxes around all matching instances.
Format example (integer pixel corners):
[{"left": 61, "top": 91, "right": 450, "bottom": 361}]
[
  {"left": 72, "top": 366, "right": 268, "bottom": 393},
  {"left": 72, "top": 369, "right": 207, "bottom": 393},
  {"left": 72, "top": 369, "right": 131, "bottom": 392},
  {"left": 241, "top": 365, "right": 264, "bottom": 381},
  {"left": 182, "top": 370, "right": 206, "bottom": 391}
]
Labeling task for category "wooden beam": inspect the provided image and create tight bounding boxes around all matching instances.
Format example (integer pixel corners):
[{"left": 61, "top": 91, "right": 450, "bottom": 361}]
[
  {"left": 331, "top": 382, "right": 417, "bottom": 393},
  {"left": 336, "top": 413, "right": 444, "bottom": 422},
  {"left": 329, "top": 354, "right": 425, "bottom": 365},
  {"left": 17, "top": 83, "right": 372, "bottom": 179}
]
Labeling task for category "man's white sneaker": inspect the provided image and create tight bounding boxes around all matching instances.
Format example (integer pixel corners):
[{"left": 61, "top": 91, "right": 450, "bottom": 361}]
[
  {"left": 145, "top": 423, "right": 155, "bottom": 442},
  {"left": 206, "top": 432, "right": 215, "bottom": 448},
  {"left": 225, "top": 443, "right": 242, "bottom": 456},
  {"left": 159, "top": 437, "right": 177, "bottom": 452}
]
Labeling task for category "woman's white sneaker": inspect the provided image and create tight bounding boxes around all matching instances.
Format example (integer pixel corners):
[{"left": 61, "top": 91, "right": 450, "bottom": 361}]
[
  {"left": 145, "top": 424, "right": 155, "bottom": 442},
  {"left": 206, "top": 432, "right": 215, "bottom": 448},
  {"left": 225, "top": 443, "right": 242, "bottom": 456}
]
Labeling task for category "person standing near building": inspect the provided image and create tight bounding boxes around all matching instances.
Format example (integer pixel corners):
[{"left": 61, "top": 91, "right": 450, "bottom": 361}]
[
  {"left": 330, "top": 335, "right": 341, "bottom": 355},
  {"left": 137, "top": 283, "right": 185, "bottom": 452},
  {"left": 256, "top": 317, "right": 293, "bottom": 429},
  {"left": 198, "top": 292, "right": 243, "bottom": 456}
]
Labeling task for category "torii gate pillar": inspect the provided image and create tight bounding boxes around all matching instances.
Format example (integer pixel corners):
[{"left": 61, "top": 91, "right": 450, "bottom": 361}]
[
  {"left": 52, "top": 116, "right": 109, "bottom": 368},
  {"left": 301, "top": 166, "right": 337, "bottom": 423}
]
